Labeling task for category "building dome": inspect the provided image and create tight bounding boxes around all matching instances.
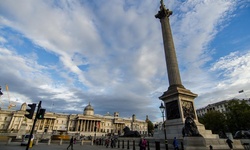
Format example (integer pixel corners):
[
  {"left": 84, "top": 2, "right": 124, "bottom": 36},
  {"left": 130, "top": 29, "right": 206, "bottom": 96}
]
[{"left": 83, "top": 102, "right": 94, "bottom": 115}]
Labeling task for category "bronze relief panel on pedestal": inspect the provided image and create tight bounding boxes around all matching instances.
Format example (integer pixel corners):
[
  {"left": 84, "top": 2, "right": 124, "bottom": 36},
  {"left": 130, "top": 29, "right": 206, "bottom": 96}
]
[
  {"left": 165, "top": 100, "right": 180, "bottom": 120},
  {"left": 182, "top": 100, "right": 196, "bottom": 119}
]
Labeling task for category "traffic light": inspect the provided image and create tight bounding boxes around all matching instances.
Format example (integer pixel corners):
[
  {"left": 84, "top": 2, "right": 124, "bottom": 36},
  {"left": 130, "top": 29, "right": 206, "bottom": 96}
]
[
  {"left": 25, "top": 103, "right": 36, "bottom": 119},
  {"left": 37, "top": 108, "right": 46, "bottom": 119}
]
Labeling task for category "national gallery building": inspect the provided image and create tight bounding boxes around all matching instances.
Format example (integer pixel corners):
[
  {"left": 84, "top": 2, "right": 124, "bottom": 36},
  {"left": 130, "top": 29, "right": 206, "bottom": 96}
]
[{"left": 0, "top": 103, "right": 148, "bottom": 137}]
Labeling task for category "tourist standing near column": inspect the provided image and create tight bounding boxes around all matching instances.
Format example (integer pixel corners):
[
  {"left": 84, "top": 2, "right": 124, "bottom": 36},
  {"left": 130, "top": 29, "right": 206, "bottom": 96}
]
[{"left": 173, "top": 137, "right": 179, "bottom": 150}]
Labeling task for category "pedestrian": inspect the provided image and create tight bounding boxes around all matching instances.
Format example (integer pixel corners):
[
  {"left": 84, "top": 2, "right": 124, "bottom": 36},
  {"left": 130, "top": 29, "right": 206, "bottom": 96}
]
[
  {"left": 139, "top": 137, "right": 147, "bottom": 150},
  {"left": 173, "top": 137, "right": 179, "bottom": 150},
  {"left": 67, "top": 136, "right": 74, "bottom": 150},
  {"left": 73, "top": 137, "right": 76, "bottom": 144},
  {"left": 105, "top": 137, "right": 110, "bottom": 148},
  {"left": 226, "top": 138, "right": 233, "bottom": 150},
  {"left": 110, "top": 137, "right": 114, "bottom": 148}
]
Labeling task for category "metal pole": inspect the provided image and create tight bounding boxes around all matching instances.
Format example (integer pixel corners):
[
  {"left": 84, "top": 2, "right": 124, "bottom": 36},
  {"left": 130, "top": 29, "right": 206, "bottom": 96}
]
[
  {"left": 26, "top": 101, "right": 41, "bottom": 150},
  {"left": 162, "top": 111, "right": 168, "bottom": 150}
]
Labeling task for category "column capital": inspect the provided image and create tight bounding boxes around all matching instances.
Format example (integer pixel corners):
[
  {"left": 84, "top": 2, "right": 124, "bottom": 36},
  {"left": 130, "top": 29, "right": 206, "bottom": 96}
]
[{"left": 155, "top": 0, "right": 172, "bottom": 19}]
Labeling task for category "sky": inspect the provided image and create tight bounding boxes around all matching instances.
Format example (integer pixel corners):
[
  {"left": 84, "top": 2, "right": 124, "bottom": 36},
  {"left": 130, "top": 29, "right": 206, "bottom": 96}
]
[{"left": 0, "top": 0, "right": 250, "bottom": 123}]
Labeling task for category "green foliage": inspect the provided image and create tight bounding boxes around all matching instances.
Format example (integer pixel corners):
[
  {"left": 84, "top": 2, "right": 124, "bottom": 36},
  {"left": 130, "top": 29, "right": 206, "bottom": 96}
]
[
  {"left": 147, "top": 120, "right": 154, "bottom": 134},
  {"left": 199, "top": 110, "right": 226, "bottom": 134},
  {"left": 225, "top": 100, "right": 250, "bottom": 133},
  {"left": 199, "top": 99, "right": 250, "bottom": 134}
]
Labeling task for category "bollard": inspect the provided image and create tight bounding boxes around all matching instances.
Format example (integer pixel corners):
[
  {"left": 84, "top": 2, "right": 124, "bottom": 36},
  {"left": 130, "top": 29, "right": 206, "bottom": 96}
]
[
  {"left": 81, "top": 139, "right": 84, "bottom": 145},
  {"left": 242, "top": 143, "right": 250, "bottom": 150},
  {"left": 118, "top": 140, "right": 120, "bottom": 148},
  {"left": 181, "top": 142, "right": 184, "bottom": 150},
  {"left": 59, "top": 139, "right": 62, "bottom": 145},
  {"left": 127, "top": 140, "right": 130, "bottom": 149},
  {"left": 7, "top": 138, "right": 12, "bottom": 145},
  {"left": 35, "top": 139, "right": 39, "bottom": 145},
  {"left": 147, "top": 140, "right": 150, "bottom": 150},
  {"left": 29, "top": 139, "right": 33, "bottom": 148},
  {"left": 122, "top": 140, "right": 124, "bottom": 149},
  {"left": 133, "top": 140, "right": 135, "bottom": 150},
  {"left": 59, "top": 138, "right": 63, "bottom": 145},
  {"left": 155, "top": 141, "right": 160, "bottom": 150},
  {"left": 48, "top": 139, "right": 51, "bottom": 145},
  {"left": 165, "top": 140, "right": 169, "bottom": 150}
]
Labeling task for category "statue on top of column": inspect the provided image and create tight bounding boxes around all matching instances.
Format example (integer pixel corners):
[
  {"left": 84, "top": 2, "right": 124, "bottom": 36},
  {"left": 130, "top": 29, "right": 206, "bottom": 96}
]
[{"left": 155, "top": 0, "right": 172, "bottom": 19}]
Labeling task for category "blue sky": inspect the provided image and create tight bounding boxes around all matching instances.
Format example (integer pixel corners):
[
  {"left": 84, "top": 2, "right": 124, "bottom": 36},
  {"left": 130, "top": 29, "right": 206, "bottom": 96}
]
[{"left": 0, "top": 0, "right": 250, "bottom": 122}]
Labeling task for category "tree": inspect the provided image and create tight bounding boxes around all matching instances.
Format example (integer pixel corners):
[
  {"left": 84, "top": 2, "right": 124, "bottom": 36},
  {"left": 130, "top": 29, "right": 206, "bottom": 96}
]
[
  {"left": 147, "top": 120, "right": 154, "bottom": 136},
  {"left": 225, "top": 99, "right": 250, "bottom": 133},
  {"left": 199, "top": 110, "right": 226, "bottom": 134}
]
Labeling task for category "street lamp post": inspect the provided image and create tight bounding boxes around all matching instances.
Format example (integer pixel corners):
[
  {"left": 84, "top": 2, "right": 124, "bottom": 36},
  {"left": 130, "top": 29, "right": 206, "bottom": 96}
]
[{"left": 159, "top": 102, "right": 168, "bottom": 150}]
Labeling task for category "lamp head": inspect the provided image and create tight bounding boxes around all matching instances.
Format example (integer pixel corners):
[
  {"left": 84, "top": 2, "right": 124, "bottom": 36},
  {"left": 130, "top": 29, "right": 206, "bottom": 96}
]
[{"left": 159, "top": 102, "right": 165, "bottom": 113}]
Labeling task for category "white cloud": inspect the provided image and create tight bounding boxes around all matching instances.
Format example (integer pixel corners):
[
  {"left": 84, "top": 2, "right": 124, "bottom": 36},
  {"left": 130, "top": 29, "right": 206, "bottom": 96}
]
[
  {"left": 0, "top": 0, "right": 249, "bottom": 121},
  {"left": 211, "top": 51, "right": 250, "bottom": 86}
]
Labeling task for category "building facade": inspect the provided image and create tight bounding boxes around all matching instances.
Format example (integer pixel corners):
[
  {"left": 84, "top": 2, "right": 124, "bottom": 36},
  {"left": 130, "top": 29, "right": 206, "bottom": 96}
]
[
  {"left": 0, "top": 103, "right": 148, "bottom": 137},
  {"left": 196, "top": 98, "right": 250, "bottom": 117}
]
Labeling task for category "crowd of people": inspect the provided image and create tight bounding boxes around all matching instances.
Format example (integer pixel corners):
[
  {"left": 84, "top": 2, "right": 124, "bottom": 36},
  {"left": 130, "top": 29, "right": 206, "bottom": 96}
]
[{"left": 93, "top": 136, "right": 118, "bottom": 148}]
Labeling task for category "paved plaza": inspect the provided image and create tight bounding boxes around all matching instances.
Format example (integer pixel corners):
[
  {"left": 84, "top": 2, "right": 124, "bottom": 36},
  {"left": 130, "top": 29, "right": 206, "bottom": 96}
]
[{"left": 0, "top": 142, "right": 124, "bottom": 150}]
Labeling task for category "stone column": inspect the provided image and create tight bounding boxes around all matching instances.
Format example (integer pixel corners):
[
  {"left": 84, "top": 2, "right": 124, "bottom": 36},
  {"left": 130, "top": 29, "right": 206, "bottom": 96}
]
[
  {"left": 37, "top": 120, "right": 41, "bottom": 131},
  {"left": 91, "top": 120, "right": 94, "bottom": 132},
  {"left": 76, "top": 120, "right": 79, "bottom": 131},
  {"left": 83, "top": 120, "right": 86, "bottom": 132},
  {"left": 49, "top": 119, "right": 52, "bottom": 132},
  {"left": 17, "top": 117, "right": 22, "bottom": 130},
  {"left": 51, "top": 119, "right": 55, "bottom": 131},
  {"left": 155, "top": 0, "right": 199, "bottom": 140},
  {"left": 155, "top": 4, "right": 183, "bottom": 89},
  {"left": 86, "top": 120, "right": 89, "bottom": 132},
  {"left": 8, "top": 116, "right": 15, "bottom": 130},
  {"left": 67, "top": 116, "right": 70, "bottom": 131},
  {"left": 80, "top": 120, "right": 83, "bottom": 131},
  {"left": 42, "top": 119, "right": 46, "bottom": 131}
]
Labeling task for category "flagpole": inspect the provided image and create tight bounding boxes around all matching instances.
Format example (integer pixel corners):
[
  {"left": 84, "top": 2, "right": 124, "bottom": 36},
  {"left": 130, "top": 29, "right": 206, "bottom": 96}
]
[
  {"left": 239, "top": 90, "right": 248, "bottom": 100},
  {"left": 50, "top": 102, "right": 54, "bottom": 112},
  {"left": 243, "top": 92, "right": 248, "bottom": 100}
]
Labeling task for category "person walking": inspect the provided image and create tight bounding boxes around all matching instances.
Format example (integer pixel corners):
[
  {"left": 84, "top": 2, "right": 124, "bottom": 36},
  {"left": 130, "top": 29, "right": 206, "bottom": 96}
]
[
  {"left": 226, "top": 138, "right": 233, "bottom": 150},
  {"left": 139, "top": 137, "right": 147, "bottom": 150},
  {"left": 73, "top": 137, "right": 76, "bottom": 144},
  {"left": 173, "top": 137, "right": 179, "bottom": 150},
  {"left": 105, "top": 137, "right": 110, "bottom": 148},
  {"left": 67, "top": 136, "right": 74, "bottom": 150}
]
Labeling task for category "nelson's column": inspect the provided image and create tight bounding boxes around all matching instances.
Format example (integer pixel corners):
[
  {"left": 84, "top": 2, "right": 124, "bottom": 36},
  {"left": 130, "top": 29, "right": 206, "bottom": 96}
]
[
  {"left": 155, "top": 1, "right": 244, "bottom": 149},
  {"left": 155, "top": 0, "right": 199, "bottom": 139}
]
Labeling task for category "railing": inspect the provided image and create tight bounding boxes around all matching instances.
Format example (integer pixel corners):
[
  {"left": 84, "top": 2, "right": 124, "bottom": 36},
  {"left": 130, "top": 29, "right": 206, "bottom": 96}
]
[
  {"left": 92, "top": 138, "right": 170, "bottom": 150},
  {"left": 243, "top": 143, "right": 250, "bottom": 150}
]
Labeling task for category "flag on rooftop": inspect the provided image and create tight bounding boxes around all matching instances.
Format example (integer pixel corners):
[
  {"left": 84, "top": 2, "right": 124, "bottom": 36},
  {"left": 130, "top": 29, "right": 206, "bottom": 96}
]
[
  {"left": 0, "top": 86, "right": 3, "bottom": 95},
  {"left": 96, "top": 122, "right": 100, "bottom": 128},
  {"left": 6, "top": 84, "right": 9, "bottom": 91},
  {"left": 239, "top": 90, "right": 244, "bottom": 93}
]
